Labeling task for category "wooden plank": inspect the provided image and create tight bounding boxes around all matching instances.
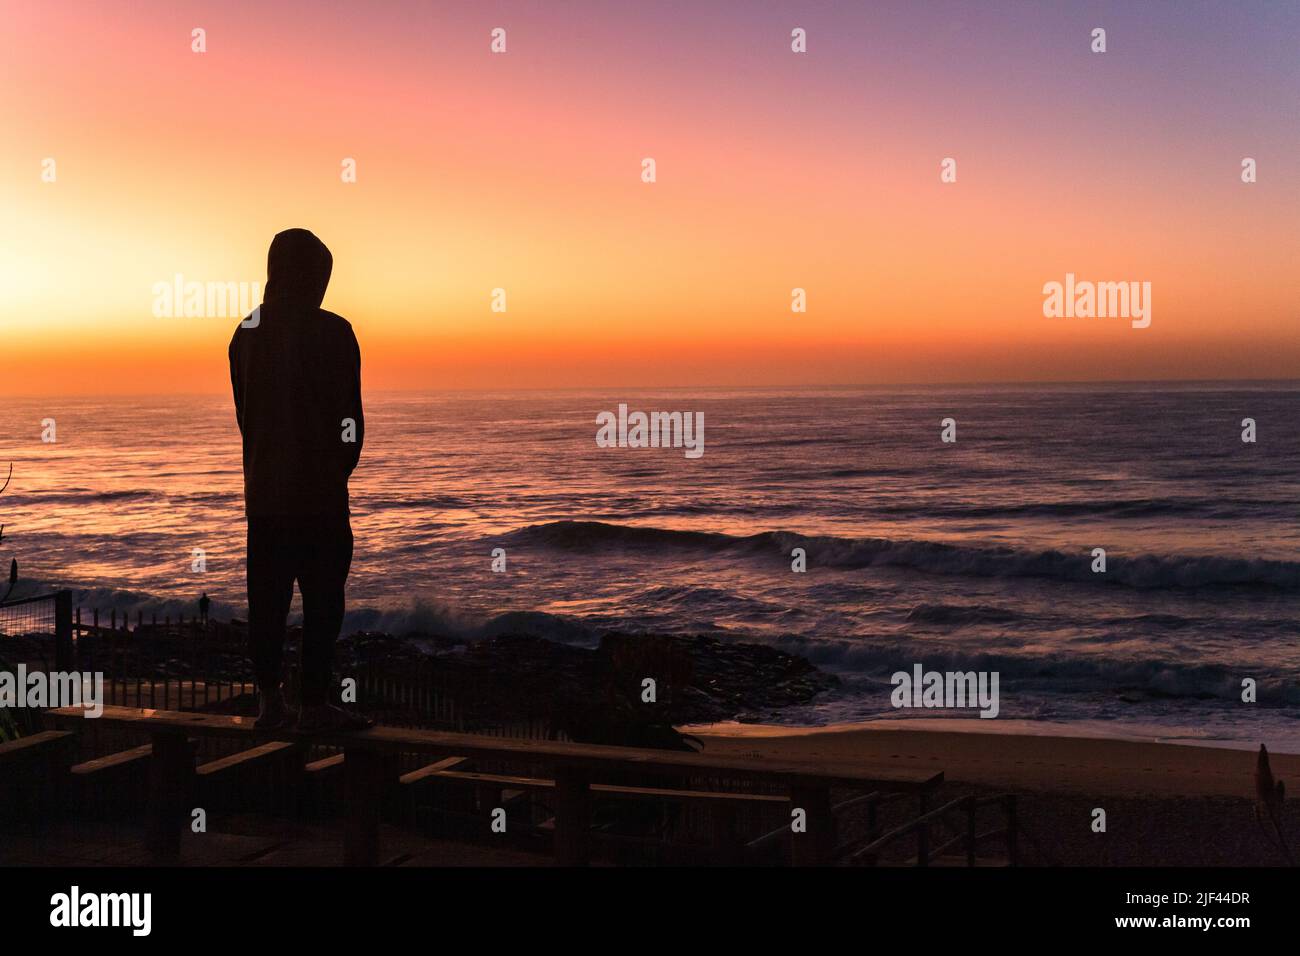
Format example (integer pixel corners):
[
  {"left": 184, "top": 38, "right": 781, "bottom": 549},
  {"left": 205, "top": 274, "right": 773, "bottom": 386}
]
[
  {"left": 197, "top": 741, "right": 297, "bottom": 777},
  {"left": 421, "top": 770, "right": 789, "bottom": 806},
  {"left": 71, "top": 743, "right": 153, "bottom": 775},
  {"left": 422, "top": 768, "right": 546, "bottom": 790},
  {"left": 0, "top": 730, "right": 75, "bottom": 764},
  {"left": 595, "top": 783, "right": 788, "bottom": 805},
  {"left": 302, "top": 752, "right": 346, "bottom": 820},
  {"left": 398, "top": 756, "right": 467, "bottom": 786},
  {"left": 305, "top": 753, "right": 345, "bottom": 774},
  {"left": 194, "top": 740, "right": 305, "bottom": 816},
  {"left": 50, "top": 706, "right": 942, "bottom": 790}
]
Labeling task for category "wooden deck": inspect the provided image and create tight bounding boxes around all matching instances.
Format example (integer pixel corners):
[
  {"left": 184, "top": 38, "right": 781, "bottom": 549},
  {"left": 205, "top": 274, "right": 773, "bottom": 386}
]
[
  {"left": 38, "top": 705, "right": 944, "bottom": 867},
  {"left": 52, "top": 706, "right": 939, "bottom": 787}
]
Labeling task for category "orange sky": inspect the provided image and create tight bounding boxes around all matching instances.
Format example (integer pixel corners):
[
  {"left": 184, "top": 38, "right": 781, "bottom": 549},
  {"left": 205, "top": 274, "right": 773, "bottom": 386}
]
[{"left": 2, "top": 1, "right": 1297, "bottom": 394}]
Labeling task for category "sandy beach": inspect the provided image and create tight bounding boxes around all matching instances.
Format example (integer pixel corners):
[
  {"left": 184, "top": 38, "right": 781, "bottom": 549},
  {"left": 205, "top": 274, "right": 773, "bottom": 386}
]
[
  {"left": 691, "top": 720, "right": 1300, "bottom": 865},
  {"left": 692, "top": 719, "right": 1300, "bottom": 797}
]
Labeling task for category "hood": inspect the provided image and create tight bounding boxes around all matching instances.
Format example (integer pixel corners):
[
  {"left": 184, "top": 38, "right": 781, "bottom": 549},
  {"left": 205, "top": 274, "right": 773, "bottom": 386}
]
[{"left": 263, "top": 228, "right": 333, "bottom": 309}]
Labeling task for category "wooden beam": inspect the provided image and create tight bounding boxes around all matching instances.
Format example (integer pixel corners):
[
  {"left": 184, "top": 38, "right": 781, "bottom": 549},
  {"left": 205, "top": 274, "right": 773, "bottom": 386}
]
[
  {"left": 145, "top": 731, "right": 194, "bottom": 863},
  {"left": 416, "top": 768, "right": 792, "bottom": 805},
  {"left": 343, "top": 746, "right": 389, "bottom": 866},
  {"left": 196, "top": 741, "right": 298, "bottom": 776},
  {"left": 0, "top": 730, "right": 76, "bottom": 765},
  {"left": 398, "top": 756, "right": 467, "bottom": 786},
  {"left": 553, "top": 766, "right": 591, "bottom": 867},
  {"left": 196, "top": 740, "right": 305, "bottom": 817},
  {"left": 71, "top": 743, "right": 153, "bottom": 775},
  {"left": 305, "top": 753, "right": 345, "bottom": 775},
  {"left": 50, "top": 706, "right": 942, "bottom": 791},
  {"left": 596, "top": 783, "right": 788, "bottom": 805},
  {"left": 302, "top": 752, "right": 346, "bottom": 820}
]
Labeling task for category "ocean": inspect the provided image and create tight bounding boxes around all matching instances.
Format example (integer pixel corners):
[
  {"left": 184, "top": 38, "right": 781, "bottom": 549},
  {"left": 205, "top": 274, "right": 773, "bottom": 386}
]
[{"left": 4, "top": 383, "right": 1299, "bottom": 748}]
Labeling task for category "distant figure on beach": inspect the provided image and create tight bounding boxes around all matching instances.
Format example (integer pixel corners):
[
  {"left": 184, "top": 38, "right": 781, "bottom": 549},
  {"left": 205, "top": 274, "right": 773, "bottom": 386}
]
[
  {"left": 229, "top": 228, "right": 372, "bottom": 732},
  {"left": 198, "top": 592, "right": 210, "bottom": 626}
]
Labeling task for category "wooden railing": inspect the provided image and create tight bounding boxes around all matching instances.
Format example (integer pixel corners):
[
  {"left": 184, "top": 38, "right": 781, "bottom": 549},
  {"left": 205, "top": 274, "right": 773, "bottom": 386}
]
[{"left": 845, "top": 793, "right": 1017, "bottom": 867}]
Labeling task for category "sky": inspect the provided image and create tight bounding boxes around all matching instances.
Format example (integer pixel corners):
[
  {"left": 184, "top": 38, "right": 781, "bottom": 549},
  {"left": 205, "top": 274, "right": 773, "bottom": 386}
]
[{"left": 2, "top": 0, "right": 1297, "bottom": 394}]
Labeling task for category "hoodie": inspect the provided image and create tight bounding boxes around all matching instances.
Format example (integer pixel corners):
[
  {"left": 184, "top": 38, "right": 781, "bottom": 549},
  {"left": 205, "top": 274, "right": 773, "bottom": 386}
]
[{"left": 229, "top": 228, "right": 363, "bottom": 517}]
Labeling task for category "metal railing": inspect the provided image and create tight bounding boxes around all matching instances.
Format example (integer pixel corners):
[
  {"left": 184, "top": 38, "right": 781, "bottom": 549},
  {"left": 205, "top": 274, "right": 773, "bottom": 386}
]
[{"left": 0, "top": 590, "right": 73, "bottom": 669}]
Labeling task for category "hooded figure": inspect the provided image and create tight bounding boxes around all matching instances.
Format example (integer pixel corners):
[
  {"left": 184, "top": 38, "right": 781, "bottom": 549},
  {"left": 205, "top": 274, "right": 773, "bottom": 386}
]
[
  {"left": 229, "top": 228, "right": 362, "bottom": 516},
  {"left": 229, "top": 228, "right": 371, "bottom": 732}
]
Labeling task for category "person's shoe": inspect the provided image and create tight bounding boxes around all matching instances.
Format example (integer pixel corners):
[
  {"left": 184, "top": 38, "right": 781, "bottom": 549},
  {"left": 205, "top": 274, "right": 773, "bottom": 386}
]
[
  {"left": 295, "top": 704, "right": 375, "bottom": 734},
  {"left": 254, "top": 688, "right": 292, "bottom": 730}
]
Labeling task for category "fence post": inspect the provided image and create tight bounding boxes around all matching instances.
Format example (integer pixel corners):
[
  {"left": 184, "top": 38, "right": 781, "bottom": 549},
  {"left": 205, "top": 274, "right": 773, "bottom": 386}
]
[{"left": 54, "top": 590, "right": 73, "bottom": 671}]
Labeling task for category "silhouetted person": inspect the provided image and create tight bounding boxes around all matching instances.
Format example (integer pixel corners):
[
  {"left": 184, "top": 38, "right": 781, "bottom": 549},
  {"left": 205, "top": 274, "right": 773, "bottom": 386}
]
[
  {"left": 229, "top": 228, "right": 372, "bottom": 732},
  {"left": 198, "top": 592, "right": 210, "bottom": 626}
]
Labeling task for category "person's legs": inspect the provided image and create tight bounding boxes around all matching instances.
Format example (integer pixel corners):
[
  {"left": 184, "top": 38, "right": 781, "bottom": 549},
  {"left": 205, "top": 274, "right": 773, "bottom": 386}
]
[
  {"left": 247, "top": 516, "right": 297, "bottom": 725},
  {"left": 296, "top": 515, "right": 353, "bottom": 708}
]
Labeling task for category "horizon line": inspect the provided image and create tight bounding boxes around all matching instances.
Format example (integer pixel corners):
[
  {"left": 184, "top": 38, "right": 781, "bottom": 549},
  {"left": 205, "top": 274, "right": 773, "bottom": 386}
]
[{"left": 4, "top": 375, "right": 1299, "bottom": 402}]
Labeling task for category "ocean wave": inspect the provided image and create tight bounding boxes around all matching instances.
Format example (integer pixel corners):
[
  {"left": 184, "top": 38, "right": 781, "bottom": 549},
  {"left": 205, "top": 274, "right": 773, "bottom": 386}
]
[
  {"left": 3, "top": 488, "right": 241, "bottom": 507},
  {"left": 770, "top": 635, "right": 1300, "bottom": 707},
  {"left": 357, "top": 494, "right": 478, "bottom": 510},
  {"left": 3, "top": 489, "right": 155, "bottom": 505},
  {"left": 315, "top": 599, "right": 598, "bottom": 645},
  {"left": 905, "top": 603, "right": 1026, "bottom": 625},
  {"left": 512, "top": 520, "right": 1300, "bottom": 590},
  {"left": 5, "top": 576, "right": 596, "bottom": 647},
  {"left": 1093, "top": 612, "right": 1296, "bottom": 632},
  {"left": 887, "top": 497, "right": 1294, "bottom": 520}
]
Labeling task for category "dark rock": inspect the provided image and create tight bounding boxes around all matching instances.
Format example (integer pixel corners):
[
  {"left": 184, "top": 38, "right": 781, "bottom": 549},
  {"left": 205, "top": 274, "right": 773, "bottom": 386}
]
[{"left": 335, "top": 630, "right": 837, "bottom": 747}]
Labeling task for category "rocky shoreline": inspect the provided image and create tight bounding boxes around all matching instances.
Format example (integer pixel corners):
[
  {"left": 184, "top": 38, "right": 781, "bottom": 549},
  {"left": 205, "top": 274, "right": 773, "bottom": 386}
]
[{"left": 337, "top": 630, "right": 838, "bottom": 746}]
